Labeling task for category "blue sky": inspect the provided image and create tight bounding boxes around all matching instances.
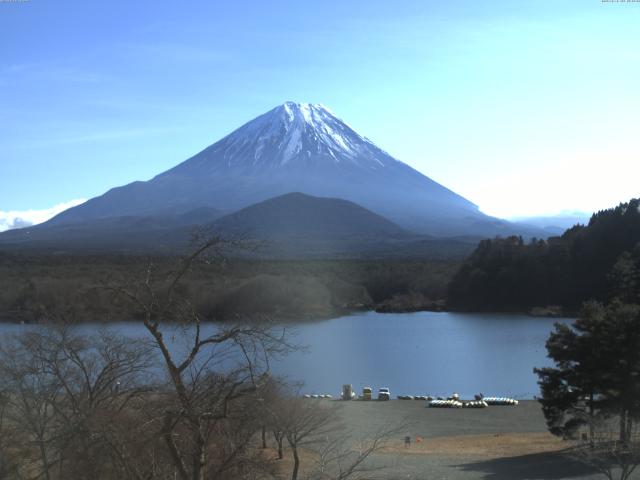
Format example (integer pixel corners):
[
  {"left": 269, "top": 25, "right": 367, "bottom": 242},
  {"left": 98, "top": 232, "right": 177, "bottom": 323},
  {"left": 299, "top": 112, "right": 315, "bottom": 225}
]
[{"left": 1, "top": 0, "right": 639, "bottom": 228}]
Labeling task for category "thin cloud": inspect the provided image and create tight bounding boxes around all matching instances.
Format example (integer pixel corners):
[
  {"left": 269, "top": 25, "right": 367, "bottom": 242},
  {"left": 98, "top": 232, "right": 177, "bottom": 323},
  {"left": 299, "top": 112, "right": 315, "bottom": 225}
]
[{"left": 0, "top": 199, "right": 86, "bottom": 232}]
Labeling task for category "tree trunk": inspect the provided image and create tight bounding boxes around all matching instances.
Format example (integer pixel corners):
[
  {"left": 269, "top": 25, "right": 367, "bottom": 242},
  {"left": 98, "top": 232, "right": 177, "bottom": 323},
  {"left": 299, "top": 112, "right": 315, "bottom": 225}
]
[
  {"left": 589, "top": 393, "right": 594, "bottom": 446},
  {"left": 193, "top": 430, "right": 207, "bottom": 480},
  {"left": 37, "top": 439, "right": 51, "bottom": 480},
  {"left": 162, "top": 413, "right": 189, "bottom": 480},
  {"left": 273, "top": 431, "right": 284, "bottom": 459},
  {"left": 620, "top": 463, "right": 635, "bottom": 480},
  {"left": 291, "top": 446, "right": 300, "bottom": 480},
  {"left": 261, "top": 426, "right": 267, "bottom": 449},
  {"left": 619, "top": 409, "right": 628, "bottom": 444}
]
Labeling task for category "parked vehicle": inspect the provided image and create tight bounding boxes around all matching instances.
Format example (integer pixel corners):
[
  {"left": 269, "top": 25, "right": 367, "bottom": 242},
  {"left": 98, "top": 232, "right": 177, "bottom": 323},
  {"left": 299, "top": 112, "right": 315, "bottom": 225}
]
[
  {"left": 362, "top": 386, "right": 372, "bottom": 400},
  {"left": 378, "top": 387, "right": 390, "bottom": 401},
  {"left": 342, "top": 384, "right": 356, "bottom": 400}
]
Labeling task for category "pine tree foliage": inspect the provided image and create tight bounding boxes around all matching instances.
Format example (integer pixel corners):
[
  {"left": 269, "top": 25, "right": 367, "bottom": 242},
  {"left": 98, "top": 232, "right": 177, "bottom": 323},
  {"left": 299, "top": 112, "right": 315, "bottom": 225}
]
[{"left": 448, "top": 198, "right": 640, "bottom": 311}]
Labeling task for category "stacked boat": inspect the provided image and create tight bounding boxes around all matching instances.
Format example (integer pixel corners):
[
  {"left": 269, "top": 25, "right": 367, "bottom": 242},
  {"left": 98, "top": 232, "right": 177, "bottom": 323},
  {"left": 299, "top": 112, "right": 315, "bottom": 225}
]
[
  {"left": 428, "top": 399, "right": 463, "bottom": 408},
  {"left": 461, "top": 400, "right": 488, "bottom": 408},
  {"left": 427, "top": 394, "right": 517, "bottom": 408},
  {"left": 482, "top": 397, "right": 519, "bottom": 406}
]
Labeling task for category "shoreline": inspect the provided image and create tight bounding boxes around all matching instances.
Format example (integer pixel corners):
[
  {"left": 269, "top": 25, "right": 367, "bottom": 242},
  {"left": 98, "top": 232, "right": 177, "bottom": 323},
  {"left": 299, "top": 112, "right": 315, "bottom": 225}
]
[{"left": 0, "top": 305, "right": 578, "bottom": 325}]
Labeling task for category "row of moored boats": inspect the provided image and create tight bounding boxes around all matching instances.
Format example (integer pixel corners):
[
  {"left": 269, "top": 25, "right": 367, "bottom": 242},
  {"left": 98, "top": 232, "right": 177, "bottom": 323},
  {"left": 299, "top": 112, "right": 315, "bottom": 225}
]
[
  {"left": 301, "top": 392, "right": 519, "bottom": 407},
  {"left": 428, "top": 396, "right": 519, "bottom": 408}
]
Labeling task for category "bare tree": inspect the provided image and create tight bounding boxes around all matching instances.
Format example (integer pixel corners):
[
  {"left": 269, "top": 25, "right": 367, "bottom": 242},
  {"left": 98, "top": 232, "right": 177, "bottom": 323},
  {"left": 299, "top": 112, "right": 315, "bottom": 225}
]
[
  {"left": 108, "top": 236, "right": 293, "bottom": 480},
  {"left": 0, "top": 326, "right": 156, "bottom": 480},
  {"left": 0, "top": 237, "right": 363, "bottom": 480},
  {"left": 274, "top": 397, "right": 343, "bottom": 480},
  {"left": 572, "top": 414, "right": 640, "bottom": 480},
  {"left": 0, "top": 392, "right": 16, "bottom": 480},
  {"left": 0, "top": 332, "right": 64, "bottom": 480},
  {"left": 253, "top": 374, "right": 282, "bottom": 457},
  {"left": 308, "top": 423, "right": 405, "bottom": 480},
  {"left": 266, "top": 392, "right": 406, "bottom": 480}
]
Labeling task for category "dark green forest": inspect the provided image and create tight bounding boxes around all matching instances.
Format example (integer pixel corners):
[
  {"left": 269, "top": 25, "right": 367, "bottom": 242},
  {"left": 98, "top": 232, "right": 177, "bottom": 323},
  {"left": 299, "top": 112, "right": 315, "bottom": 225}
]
[
  {"left": 0, "top": 254, "right": 457, "bottom": 323},
  {"left": 448, "top": 198, "right": 640, "bottom": 313}
]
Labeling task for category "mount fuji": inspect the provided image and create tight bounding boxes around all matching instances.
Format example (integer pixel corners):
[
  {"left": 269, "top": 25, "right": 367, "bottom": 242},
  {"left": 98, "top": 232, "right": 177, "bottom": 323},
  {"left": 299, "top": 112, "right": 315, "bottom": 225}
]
[
  {"left": 1, "top": 102, "right": 537, "bottom": 253},
  {"left": 46, "top": 102, "right": 505, "bottom": 235}
]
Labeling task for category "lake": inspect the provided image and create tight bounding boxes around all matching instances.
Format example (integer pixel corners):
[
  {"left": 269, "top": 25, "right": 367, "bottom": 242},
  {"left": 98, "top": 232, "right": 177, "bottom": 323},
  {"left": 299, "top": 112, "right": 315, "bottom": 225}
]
[
  {"left": 0, "top": 311, "right": 573, "bottom": 399},
  {"left": 278, "top": 311, "right": 572, "bottom": 399}
]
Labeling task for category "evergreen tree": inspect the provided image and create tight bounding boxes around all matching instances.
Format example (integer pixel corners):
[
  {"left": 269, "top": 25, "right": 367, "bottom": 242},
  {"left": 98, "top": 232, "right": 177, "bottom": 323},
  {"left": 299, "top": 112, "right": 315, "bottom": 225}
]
[
  {"left": 609, "top": 247, "right": 640, "bottom": 304},
  {"left": 535, "top": 300, "right": 640, "bottom": 443},
  {"left": 448, "top": 198, "right": 640, "bottom": 311}
]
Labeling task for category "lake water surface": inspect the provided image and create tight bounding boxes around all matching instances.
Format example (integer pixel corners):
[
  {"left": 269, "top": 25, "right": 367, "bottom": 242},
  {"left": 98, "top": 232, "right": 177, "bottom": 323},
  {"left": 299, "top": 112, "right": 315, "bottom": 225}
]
[
  {"left": 0, "top": 311, "right": 573, "bottom": 399},
  {"left": 278, "top": 311, "right": 572, "bottom": 399}
]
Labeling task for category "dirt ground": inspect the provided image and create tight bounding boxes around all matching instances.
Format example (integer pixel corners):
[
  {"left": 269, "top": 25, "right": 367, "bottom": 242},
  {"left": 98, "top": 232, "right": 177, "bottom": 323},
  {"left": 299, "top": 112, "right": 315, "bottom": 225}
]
[
  {"left": 274, "top": 399, "right": 638, "bottom": 480},
  {"left": 382, "top": 432, "right": 566, "bottom": 458}
]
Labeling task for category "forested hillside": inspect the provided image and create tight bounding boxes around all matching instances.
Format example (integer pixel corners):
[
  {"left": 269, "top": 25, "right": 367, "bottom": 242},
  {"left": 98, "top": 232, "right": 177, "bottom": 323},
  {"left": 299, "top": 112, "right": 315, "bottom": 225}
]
[
  {"left": 0, "top": 254, "right": 457, "bottom": 323},
  {"left": 447, "top": 199, "right": 640, "bottom": 312}
]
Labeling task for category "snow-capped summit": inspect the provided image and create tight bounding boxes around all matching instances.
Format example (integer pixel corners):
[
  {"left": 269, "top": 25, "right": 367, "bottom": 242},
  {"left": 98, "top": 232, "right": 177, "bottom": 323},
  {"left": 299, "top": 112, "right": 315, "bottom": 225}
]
[
  {"left": 264, "top": 102, "right": 373, "bottom": 164},
  {"left": 169, "top": 101, "right": 395, "bottom": 173},
  {"left": 45, "top": 102, "right": 504, "bottom": 236}
]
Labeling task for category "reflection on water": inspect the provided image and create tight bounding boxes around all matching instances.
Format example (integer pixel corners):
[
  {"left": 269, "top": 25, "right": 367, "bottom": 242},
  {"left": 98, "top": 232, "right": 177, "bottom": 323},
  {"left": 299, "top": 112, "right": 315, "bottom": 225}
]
[{"left": 0, "top": 311, "right": 573, "bottom": 399}]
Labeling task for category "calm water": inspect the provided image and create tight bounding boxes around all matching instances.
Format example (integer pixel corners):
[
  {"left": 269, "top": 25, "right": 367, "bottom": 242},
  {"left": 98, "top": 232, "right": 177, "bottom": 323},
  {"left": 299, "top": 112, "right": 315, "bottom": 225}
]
[
  {"left": 278, "top": 311, "right": 573, "bottom": 399},
  {"left": 0, "top": 311, "right": 572, "bottom": 399}
]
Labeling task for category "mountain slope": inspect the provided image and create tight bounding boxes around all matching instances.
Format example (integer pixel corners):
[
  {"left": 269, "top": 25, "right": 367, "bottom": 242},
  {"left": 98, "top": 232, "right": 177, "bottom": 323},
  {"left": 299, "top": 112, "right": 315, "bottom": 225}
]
[
  {"left": 211, "top": 192, "right": 408, "bottom": 240},
  {"left": 0, "top": 207, "right": 223, "bottom": 251},
  {"left": 45, "top": 102, "right": 504, "bottom": 236},
  {"left": 201, "top": 192, "right": 477, "bottom": 259},
  {"left": 0, "top": 192, "right": 479, "bottom": 258}
]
